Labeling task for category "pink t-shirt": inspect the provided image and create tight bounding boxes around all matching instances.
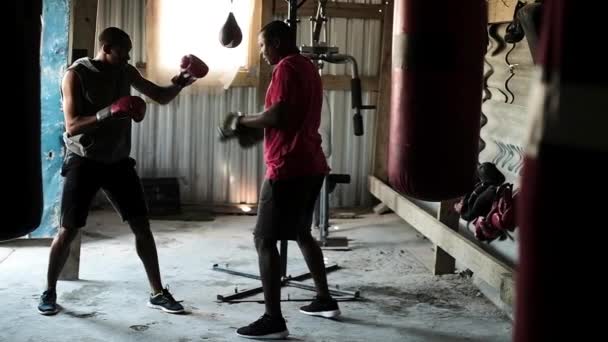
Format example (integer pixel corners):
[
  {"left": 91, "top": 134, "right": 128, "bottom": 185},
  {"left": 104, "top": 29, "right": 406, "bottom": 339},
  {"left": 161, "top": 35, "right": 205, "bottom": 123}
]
[{"left": 263, "top": 54, "right": 330, "bottom": 180}]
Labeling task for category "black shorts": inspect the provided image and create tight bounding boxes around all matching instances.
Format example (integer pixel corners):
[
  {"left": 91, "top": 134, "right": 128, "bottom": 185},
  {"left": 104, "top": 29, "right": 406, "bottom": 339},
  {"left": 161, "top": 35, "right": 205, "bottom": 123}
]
[
  {"left": 60, "top": 156, "right": 148, "bottom": 229},
  {"left": 254, "top": 175, "right": 325, "bottom": 241}
]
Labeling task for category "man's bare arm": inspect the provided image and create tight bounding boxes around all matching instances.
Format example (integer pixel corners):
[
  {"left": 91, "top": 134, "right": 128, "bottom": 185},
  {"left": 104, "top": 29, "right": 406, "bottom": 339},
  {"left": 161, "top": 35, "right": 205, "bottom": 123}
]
[
  {"left": 128, "top": 66, "right": 184, "bottom": 105},
  {"left": 62, "top": 70, "right": 98, "bottom": 136}
]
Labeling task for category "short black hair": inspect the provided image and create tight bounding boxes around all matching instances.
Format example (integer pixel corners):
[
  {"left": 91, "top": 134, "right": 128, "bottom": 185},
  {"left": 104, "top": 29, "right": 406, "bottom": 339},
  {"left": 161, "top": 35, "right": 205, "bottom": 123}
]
[
  {"left": 260, "top": 20, "right": 294, "bottom": 47},
  {"left": 98, "top": 27, "right": 131, "bottom": 48}
]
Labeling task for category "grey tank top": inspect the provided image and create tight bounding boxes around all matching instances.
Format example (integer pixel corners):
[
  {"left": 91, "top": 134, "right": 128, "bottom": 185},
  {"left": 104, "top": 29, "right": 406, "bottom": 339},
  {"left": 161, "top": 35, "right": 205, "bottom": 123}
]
[{"left": 63, "top": 58, "right": 133, "bottom": 163}]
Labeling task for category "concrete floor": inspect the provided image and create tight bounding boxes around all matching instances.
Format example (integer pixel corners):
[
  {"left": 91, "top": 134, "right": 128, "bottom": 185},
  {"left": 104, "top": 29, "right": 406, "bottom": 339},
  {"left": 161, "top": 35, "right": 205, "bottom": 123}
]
[{"left": 0, "top": 210, "right": 512, "bottom": 342}]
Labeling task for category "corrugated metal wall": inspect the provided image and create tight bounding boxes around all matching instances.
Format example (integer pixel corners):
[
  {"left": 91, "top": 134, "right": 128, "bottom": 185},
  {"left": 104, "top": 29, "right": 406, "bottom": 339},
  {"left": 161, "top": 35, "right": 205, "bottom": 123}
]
[
  {"left": 97, "top": 0, "right": 381, "bottom": 206},
  {"left": 133, "top": 89, "right": 264, "bottom": 205}
]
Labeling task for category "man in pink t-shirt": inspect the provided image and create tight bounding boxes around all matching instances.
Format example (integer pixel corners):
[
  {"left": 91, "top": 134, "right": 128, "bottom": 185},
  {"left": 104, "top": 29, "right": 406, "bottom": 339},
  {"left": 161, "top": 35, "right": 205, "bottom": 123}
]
[{"left": 221, "top": 21, "right": 341, "bottom": 339}]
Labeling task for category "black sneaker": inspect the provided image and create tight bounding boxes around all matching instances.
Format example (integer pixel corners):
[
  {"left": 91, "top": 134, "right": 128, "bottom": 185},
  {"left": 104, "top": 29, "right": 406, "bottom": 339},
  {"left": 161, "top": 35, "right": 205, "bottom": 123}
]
[
  {"left": 147, "top": 287, "right": 185, "bottom": 314},
  {"left": 38, "top": 289, "right": 59, "bottom": 315},
  {"left": 236, "top": 314, "right": 289, "bottom": 339},
  {"left": 300, "top": 296, "right": 341, "bottom": 318}
]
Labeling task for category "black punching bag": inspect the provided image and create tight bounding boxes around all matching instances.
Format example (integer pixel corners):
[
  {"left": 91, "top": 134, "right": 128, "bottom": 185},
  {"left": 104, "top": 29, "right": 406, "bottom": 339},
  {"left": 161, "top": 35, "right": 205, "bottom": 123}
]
[
  {"left": 4, "top": 0, "right": 43, "bottom": 241},
  {"left": 219, "top": 11, "right": 242, "bottom": 48},
  {"left": 388, "top": 0, "right": 487, "bottom": 201}
]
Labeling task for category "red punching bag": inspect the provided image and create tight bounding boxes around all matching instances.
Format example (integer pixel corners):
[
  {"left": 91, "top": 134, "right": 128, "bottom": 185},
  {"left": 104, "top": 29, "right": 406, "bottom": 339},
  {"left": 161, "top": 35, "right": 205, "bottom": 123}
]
[
  {"left": 388, "top": 0, "right": 487, "bottom": 201},
  {"left": 515, "top": 2, "right": 607, "bottom": 341}
]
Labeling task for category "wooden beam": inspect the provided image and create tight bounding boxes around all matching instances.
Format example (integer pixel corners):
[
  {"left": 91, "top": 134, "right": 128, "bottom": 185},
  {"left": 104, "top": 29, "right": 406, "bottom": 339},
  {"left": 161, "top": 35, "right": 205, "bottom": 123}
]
[
  {"left": 231, "top": 70, "right": 258, "bottom": 87},
  {"left": 131, "top": 64, "right": 260, "bottom": 88},
  {"left": 321, "top": 75, "right": 377, "bottom": 91},
  {"left": 231, "top": 73, "right": 378, "bottom": 91},
  {"left": 134, "top": 63, "right": 377, "bottom": 91},
  {"left": 257, "top": 0, "right": 275, "bottom": 105},
  {"left": 372, "top": 0, "right": 393, "bottom": 182},
  {"left": 487, "top": 0, "right": 518, "bottom": 24},
  {"left": 500, "top": 273, "right": 515, "bottom": 305},
  {"left": 0, "top": 238, "right": 52, "bottom": 247},
  {"left": 274, "top": 1, "right": 383, "bottom": 19},
  {"left": 433, "top": 198, "right": 461, "bottom": 275},
  {"left": 368, "top": 175, "right": 515, "bottom": 305},
  {"left": 59, "top": 231, "right": 81, "bottom": 280}
]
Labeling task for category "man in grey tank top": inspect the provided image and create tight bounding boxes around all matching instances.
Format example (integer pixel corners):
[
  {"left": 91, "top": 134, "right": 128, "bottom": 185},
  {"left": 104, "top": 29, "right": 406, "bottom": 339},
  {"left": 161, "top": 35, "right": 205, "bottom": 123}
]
[{"left": 38, "top": 27, "right": 207, "bottom": 315}]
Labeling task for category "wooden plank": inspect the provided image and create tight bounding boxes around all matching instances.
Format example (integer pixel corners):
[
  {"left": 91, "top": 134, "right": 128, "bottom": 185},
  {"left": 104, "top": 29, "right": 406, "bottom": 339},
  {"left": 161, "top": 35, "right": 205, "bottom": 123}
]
[
  {"left": 488, "top": 0, "right": 518, "bottom": 24},
  {"left": 278, "top": 0, "right": 515, "bottom": 23},
  {"left": 59, "top": 232, "right": 81, "bottom": 280},
  {"left": 257, "top": 0, "right": 275, "bottom": 105},
  {"left": 274, "top": 1, "right": 383, "bottom": 19},
  {"left": 138, "top": 68, "right": 377, "bottom": 91},
  {"left": 231, "top": 73, "right": 378, "bottom": 91},
  {"left": 131, "top": 66, "right": 377, "bottom": 90},
  {"left": 433, "top": 199, "right": 461, "bottom": 275},
  {"left": 321, "top": 75, "right": 377, "bottom": 91},
  {"left": 500, "top": 273, "right": 515, "bottom": 305},
  {"left": 368, "top": 175, "right": 515, "bottom": 304},
  {"left": 71, "top": 0, "right": 98, "bottom": 58},
  {"left": 231, "top": 70, "right": 258, "bottom": 87},
  {"left": 0, "top": 238, "right": 52, "bottom": 247},
  {"left": 372, "top": 0, "right": 393, "bottom": 182},
  {"left": 131, "top": 66, "right": 260, "bottom": 89}
]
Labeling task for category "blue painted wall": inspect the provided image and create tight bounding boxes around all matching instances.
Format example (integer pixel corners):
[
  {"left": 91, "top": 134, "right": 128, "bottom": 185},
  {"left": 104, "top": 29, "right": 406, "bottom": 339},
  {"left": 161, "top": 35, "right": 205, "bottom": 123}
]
[{"left": 33, "top": 0, "right": 71, "bottom": 237}]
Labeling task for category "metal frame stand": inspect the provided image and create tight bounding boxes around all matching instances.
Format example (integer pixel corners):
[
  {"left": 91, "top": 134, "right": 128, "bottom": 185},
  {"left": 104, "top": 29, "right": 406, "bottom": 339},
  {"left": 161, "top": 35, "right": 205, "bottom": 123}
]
[
  {"left": 212, "top": 240, "right": 359, "bottom": 302},
  {"left": 314, "top": 174, "right": 351, "bottom": 250}
]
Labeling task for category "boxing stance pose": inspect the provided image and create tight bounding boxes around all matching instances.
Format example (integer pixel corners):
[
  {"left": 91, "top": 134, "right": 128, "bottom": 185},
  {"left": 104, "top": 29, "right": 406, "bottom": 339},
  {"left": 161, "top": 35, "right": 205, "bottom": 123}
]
[
  {"left": 38, "top": 27, "right": 208, "bottom": 315},
  {"left": 219, "top": 21, "right": 341, "bottom": 339}
]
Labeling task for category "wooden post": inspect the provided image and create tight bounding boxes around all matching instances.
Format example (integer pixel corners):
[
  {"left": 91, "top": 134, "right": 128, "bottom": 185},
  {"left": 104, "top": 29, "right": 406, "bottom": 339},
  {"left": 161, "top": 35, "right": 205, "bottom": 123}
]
[
  {"left": 54, "top": 0, "right": 99, "bottom": 282},
  {"left": 59, "top": 231, "right": 81, "bottom": 280},
  {"left": 372, "top": 0, "right": 394, "bottom": 182},
  {"left": 500, "top": 273, "right": 515, "bottom": 305},
  {"left": 433, "top": 199, "right": 461, "bottom": 275},
  {"left": 257, "top": 0, "right": 275, "bottom": 106}
]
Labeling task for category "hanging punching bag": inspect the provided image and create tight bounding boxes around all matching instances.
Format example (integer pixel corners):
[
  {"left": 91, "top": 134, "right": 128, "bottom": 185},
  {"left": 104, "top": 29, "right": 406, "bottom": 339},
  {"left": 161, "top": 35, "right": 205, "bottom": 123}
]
[
  {"left": 219, "top": 9, "right": 242, "bottom": 48},
  {"left": 4, "top": 0, "right": 43, "bottom": 241},
  {"left": 388, "top": 0, "right": 487, "bottom": 201},
  {"left": 515, "top": 2, "right": 607, "bottom": 341}
]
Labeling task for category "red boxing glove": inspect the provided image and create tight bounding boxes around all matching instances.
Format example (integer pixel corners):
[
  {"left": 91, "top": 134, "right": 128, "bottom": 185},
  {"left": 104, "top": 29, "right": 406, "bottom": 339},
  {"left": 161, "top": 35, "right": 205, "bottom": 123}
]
[
  {"left": 180, "top": 54, "right": 208, "bottom": 78},
  {"left": 108, "top": 96, "right": 146, "bottom": 122},
  {"left": 173, "top": 54, "right": 209, "bottom": 88}
]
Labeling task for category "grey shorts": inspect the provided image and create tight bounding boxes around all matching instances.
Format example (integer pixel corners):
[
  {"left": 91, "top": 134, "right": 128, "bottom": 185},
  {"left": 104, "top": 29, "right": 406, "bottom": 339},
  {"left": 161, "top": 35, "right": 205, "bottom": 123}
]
[{"left": 254, "top": 175, "right": 325, "bottom": 241}]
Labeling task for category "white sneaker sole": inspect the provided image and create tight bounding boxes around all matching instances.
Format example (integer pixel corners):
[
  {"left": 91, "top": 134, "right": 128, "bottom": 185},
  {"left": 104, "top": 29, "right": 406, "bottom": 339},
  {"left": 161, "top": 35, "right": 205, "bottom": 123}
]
[
  {"left": 147, "top": 302, "right": 185, "bottom": 314},
  {"left": 299, "top": 309, "right": 341, "bottom": 318},
  {"left": 38, "top": 308, "right": 59, "bottom": 316},
  {"left": 236, "top": 329, "right": 289, "bottom": 339}
]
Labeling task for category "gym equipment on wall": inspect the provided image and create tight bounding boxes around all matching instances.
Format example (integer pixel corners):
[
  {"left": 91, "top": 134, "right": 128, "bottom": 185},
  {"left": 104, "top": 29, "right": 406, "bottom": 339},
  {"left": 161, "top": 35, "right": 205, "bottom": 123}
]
[
  {"left": 299, "top": 0, "right": 376, "bottom": 137},
  {"left": 302, "top": 1, "right": 375, "bottom": 250}
]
